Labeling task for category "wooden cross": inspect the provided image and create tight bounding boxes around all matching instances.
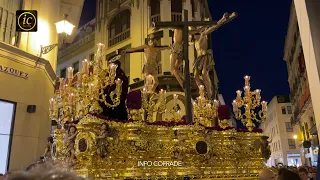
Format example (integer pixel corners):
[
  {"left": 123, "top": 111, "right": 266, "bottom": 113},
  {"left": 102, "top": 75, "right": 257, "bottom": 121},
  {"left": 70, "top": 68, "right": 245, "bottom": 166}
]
[{"left": 153, "top": 9, "right": 219, "bottom": 123}]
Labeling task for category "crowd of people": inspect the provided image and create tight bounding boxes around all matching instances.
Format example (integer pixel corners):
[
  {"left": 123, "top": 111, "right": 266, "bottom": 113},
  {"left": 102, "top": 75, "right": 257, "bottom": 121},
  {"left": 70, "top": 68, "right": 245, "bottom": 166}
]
[{"left": 259, "top": 165, "right": 317, "bottom": 180}]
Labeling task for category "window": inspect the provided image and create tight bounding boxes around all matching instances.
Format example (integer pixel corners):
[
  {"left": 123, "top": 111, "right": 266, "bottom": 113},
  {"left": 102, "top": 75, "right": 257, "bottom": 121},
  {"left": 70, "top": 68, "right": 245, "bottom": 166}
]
[
  {"left": 60, "top": 68, "right": 66, "bottom": 78},
  {"left": 90, "top": 53, "right": 95, "bottom": 62},
  {"left": 285, "top": 122, "right": 293, "bottom": 132},
  {"left": 73, "top": 61, "right": 79, "bottom": 74},
  {"left": 171, "top": 0, "right": 182, "bottom": 12},
  {"left": 276, "top": 125, "right": 278, "bottom": 134},
  {"left": 287, "top": 106, "right": 292, "bottom": 114},
  {"left": 108, "top": 9, "right": 131, "bottom": 46},
  {"left": 0, "top": 100, "right": 16, "bottom": 174},
  {"left": 109, "top": 9, "right": 130, "bottom": 38},
  {"left": 288, "top": 139, "right": 296, "bottom": 149},
  {"left": 281, "top": 106, "right": 286, "bottom": 114},
  {"left": 110, "top": 24, "right": 115, "bottom": 37},
  {"left": 278, "top": 140, "right": 281, "bottom": 150},
  {"left": 150, "top": 0, "right": 160, "bottom": 16}
]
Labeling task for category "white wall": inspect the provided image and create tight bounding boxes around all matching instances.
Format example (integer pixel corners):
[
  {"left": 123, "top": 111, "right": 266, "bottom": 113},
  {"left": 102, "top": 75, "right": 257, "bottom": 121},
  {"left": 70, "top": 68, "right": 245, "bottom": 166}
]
[{"left": 294, "top": 0, "right": 320, "bottom": 139}]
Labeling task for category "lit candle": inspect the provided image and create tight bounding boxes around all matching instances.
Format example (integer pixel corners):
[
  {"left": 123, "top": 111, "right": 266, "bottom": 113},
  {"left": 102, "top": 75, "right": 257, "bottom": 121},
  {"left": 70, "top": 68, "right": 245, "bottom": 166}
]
[
  {"left": 261, "top": 101, "right": 267, "bottom": 111},
  {"left": 89, "top": 83, "right": 94, "bottom": 94},
  {"left": 160, "top": 89, "right": 165, "bottom": 96},
  {"left": 115, "top": 78, "right": 122, "bottom": 89},
  {"left": 236, "top": 90, "right": 242, "bottom": 98},
  {"left": 244, "top": 85, "right": 250, "bottom": 95},
  {"left": 82, "top": 59, "right": 89, "bottom": 74},
  {"left": 199, "top": 85, "right": 205, "bottom": 98},
  {"left": 49, "top": 98, "right": 55, "bottom": 110},
  {"left": 67, "top": 67, "right": 74, "bottom": 79},
  {"left": 255, "top": 89, "right": 261, "bottom": 100},
  {"left": 142, "top": 88, "right": 147, "bottom": 99},
  {"left": 109, "top": 63, "right": 118, "bottom": 76},
  {"left": 244, "top": 75, "right": 250, "bottom": 86},
  {"left": 232, "top": 100, "right": 238, "bottom": 111}
]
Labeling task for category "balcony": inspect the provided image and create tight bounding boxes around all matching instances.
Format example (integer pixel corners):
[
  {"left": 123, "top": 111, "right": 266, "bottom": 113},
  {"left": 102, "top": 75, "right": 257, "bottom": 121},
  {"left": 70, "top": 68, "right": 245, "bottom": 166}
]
[
  {"left": 108, "top": 29, "right": 130, "bottom": 47},
  {"left": 58, "top": 32, "right": 95, "bottom": 59},
  {"left": 0, "top": 7, "right": 20, "bottom": 47},
  {"left": 150, "top": 14, "right": 161, "bottom": 26},
  {"left": 171, "top": 12, "right": 182, "bottom": 22}
]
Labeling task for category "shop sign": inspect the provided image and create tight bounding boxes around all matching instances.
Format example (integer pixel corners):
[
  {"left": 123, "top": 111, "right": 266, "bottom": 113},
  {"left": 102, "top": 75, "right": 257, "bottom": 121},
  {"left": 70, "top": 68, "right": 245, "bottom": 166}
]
[{"left": 0, "top": 64, "right": 29, "bottom": 79}]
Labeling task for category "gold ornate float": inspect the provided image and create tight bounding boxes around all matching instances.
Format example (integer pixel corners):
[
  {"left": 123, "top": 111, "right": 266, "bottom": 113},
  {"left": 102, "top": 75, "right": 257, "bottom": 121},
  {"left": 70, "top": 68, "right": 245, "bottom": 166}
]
[{"left": 48, "top": 39, "right": 269, "bottom": 179}]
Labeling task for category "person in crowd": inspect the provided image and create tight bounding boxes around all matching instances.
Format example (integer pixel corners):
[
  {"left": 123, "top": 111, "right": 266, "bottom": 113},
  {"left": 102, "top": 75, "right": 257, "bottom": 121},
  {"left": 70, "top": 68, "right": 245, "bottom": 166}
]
[
  {"left": 0, "top": 174, "right": 4, "bottom": 180},
  {"left": 277, "top": 168, "right": 301, "bottom": 180},
  {"left": 259, "top": 168, "right": 276, "bottom": 180},
  {"left": 7, "top": 163, "right": 85, "bottom": 180},
  {"left": 298, "top": 167, "right": 312, "bottom": 180}
]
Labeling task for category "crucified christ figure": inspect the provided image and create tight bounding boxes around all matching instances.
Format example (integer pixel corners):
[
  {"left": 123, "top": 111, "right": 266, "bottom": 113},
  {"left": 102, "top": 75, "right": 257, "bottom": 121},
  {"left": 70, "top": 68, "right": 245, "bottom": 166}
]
[
  {"left": 153, "top": 27, "right": 184, "bottom": 89},
  {"left": 189, "top": 12, "right": 237, "bottom": 100},
  {"left": 117, "top": 34, "right": 169, "bottom": 91}
]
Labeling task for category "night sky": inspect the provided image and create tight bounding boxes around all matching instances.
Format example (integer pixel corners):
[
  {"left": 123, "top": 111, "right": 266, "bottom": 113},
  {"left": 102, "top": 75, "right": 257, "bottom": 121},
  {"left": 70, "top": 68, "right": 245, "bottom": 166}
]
[{"left": 79, "top": 0, "right": 292, "bottom": 106}]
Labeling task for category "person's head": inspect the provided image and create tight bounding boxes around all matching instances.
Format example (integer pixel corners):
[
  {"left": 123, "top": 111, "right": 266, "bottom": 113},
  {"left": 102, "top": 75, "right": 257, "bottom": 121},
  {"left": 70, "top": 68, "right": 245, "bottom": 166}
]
[
  {"left": 277, "top": 168, "right": 301, "bottom": 180},
  {"left": 298, "top": 167, "right": 308, "bottom": 180},
  {"left": 68, "top": 125, "right": 77, "bottom": 134},
  {"left": 101, "top": 123, "right": 109, "bottom": 131},
  {"left": 147, "top": 35, "right": 156, "bottom": 46},
  {"left": 9, "top": 163, "right": 85, "bottom": 180},
  {"left": 258, "top": 168, "right": 275, "bottom": 180}
]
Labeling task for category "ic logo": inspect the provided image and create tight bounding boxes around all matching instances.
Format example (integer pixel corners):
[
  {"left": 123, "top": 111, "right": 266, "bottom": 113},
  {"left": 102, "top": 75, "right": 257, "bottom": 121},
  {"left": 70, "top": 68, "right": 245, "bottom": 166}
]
[{"left": 16, "top": 10, "right": 37, "bottom": 32}]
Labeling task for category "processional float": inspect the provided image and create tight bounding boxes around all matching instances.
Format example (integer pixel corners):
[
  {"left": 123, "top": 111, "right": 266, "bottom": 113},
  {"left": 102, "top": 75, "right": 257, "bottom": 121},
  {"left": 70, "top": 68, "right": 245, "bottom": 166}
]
[{"left": 48, "top": 10, "right": 271, "bottom": 180}]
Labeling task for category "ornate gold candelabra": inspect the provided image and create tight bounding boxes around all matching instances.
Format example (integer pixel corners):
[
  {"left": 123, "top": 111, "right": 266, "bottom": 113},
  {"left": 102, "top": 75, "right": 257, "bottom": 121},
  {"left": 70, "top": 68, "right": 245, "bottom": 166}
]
[
  {"left": 141, "top": 75, "right": 166, "bottom": 122},
  {"left": 49, "top": 43, "right": 123, "bottom": 124},
  {"left": 232, "top": 75, "right": 267, "bottom": 131},
  {"left": 193, "top": 85, "right": 219, "bottom": 127}
]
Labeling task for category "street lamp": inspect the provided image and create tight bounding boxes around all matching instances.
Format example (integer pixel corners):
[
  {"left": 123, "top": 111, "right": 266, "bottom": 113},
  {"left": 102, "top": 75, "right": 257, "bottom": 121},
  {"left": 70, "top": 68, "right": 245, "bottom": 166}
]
[
  {"left": 293, "top": 135, "right": 298, "bottom": 139},
  {"left": 39, "top": 14, "right": 75, "bottom": 57}
]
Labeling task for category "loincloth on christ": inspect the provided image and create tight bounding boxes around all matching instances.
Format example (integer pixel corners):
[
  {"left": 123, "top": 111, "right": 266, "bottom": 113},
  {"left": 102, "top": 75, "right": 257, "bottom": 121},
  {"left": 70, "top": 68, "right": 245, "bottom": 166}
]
[
  {"left": 193, "top": 49, "right": 215, "bottom": 74},
  {"left": 143, "top": 57, "right": 159, "bottom": 75}
]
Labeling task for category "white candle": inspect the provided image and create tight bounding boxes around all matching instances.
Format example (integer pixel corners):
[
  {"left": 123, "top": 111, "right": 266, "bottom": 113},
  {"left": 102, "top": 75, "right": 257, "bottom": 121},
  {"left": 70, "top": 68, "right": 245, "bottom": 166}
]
[
  {"left": 173, "top": 94, "right": 178, "bottom": 106},
  {"left": 49, "top": 98, "right": 54, "bottom": 110},
  {"left": 236, "top": 90, "right": 242, "bottom": 98},
  {"left": 244, "top": 75, "right": 250, "bottom": 86},
  {"left": 82, "top": 59, "right": 89, "bottom": 74},
  {"left": 67, "top": 67, "right": 74, "bottom": 79},
  {"left": 232, "top": 100, "right": 238, "bottom": 111},
  {"left": 261, "top": 101, "right": 267, "bottom": 111},
  {"left": 199, "top": 85, "right": 205, "bottom": 98},
  {"left": 244, "top": 85, "right": 250, "bottom": 95}
]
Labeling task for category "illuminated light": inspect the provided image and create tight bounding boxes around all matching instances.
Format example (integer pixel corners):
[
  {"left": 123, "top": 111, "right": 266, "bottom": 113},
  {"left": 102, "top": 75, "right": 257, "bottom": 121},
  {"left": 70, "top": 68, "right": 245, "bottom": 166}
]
[
  {"left": 293, "top": 135, "right": 298, "bottom": 139},
  {"left": 55, "top": 19, "right": 75, "bottom": 35}
]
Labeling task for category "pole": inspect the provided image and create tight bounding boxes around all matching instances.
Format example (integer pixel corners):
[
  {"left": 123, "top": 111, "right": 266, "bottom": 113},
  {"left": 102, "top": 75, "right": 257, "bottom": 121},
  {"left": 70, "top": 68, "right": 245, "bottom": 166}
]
[{"left": 183, "top": 9, "right": 193, "bottom": 123}]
